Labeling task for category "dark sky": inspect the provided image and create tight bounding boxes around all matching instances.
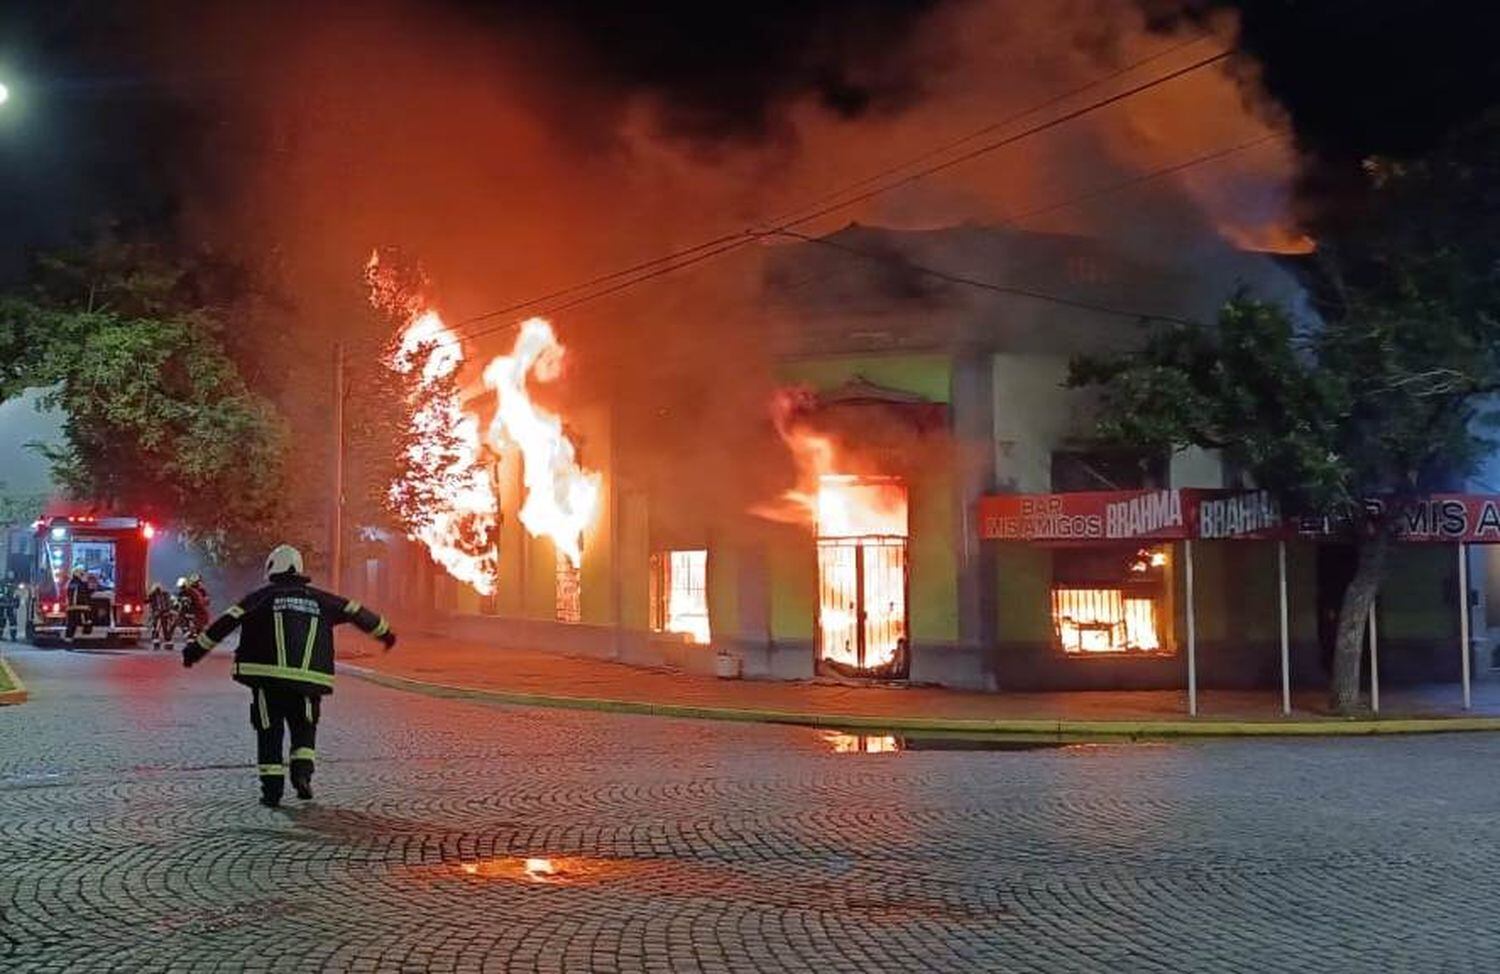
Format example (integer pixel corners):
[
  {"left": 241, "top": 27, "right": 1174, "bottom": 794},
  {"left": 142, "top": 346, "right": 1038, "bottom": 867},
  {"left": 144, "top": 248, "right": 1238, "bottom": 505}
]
[{"left": 0, "top": 0, "right": 1495, "bottom": 274}]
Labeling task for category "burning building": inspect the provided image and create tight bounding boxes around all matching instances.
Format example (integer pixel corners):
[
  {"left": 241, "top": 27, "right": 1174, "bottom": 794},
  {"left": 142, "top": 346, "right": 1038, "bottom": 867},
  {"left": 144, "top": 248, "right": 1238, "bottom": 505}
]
[{"left": 368, "top": 223, "right": 1477, "bottom": 694}]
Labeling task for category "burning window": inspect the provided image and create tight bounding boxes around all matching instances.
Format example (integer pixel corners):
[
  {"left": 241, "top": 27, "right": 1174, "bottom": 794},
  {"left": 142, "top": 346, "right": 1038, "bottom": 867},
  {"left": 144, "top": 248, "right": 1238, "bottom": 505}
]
[
  {"left": 650, "top": 550, "right": 710, "bottom": 644},
  {"left": 1051, "top": 545, "right": 1170, "bottom": 654},
  {"left": 816, "top": 475, "right": 909, "bottom": 678},
  {"left": 555, "top": 553, "right": 581, "bottom": 624}
]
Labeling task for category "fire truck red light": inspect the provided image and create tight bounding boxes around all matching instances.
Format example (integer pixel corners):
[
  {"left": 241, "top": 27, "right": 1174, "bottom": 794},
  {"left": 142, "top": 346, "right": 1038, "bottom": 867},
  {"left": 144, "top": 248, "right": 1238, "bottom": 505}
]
[{"left": 142, "top": 523, "right": 156, "bottom": 539}]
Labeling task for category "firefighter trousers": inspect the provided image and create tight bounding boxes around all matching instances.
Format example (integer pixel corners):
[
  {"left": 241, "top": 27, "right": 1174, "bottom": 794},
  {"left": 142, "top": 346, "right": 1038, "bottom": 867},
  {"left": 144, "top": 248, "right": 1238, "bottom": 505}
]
[
  {"left": 0, "top": 605, "right": 15, "bottom": 639},
  {"left": 64, "top": 607, "right": 93, "bottom": 640},
  {"left": 250, "top": 685, "right": 320, "bottom": 799}
]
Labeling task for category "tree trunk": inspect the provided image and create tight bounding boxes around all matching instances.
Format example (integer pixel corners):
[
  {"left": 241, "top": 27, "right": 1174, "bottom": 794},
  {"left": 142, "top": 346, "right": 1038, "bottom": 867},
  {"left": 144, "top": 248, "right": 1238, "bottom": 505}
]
[{"left": 1329, "top": 531, "right": 1391, "bottom": 714}]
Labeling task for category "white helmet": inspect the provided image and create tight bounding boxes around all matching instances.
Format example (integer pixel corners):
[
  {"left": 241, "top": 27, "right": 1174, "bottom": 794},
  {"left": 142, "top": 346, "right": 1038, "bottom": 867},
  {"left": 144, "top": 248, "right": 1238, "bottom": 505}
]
[{"left": 265, "top": 544, "right": 304, "bottom": 579}]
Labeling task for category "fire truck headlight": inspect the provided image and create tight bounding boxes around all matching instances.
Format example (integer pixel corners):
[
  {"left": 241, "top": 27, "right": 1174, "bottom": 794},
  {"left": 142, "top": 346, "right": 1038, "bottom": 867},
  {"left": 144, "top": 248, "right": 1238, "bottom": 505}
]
[{"left": 50, "top": 526, "right": 66, "bottom": 540}]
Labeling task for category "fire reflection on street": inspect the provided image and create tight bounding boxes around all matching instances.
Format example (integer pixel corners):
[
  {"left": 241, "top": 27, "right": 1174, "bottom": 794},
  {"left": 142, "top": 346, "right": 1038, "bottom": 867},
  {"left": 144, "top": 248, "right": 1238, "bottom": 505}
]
[{"left": 823, "top": 731, "right": 902, "bottom": 753}]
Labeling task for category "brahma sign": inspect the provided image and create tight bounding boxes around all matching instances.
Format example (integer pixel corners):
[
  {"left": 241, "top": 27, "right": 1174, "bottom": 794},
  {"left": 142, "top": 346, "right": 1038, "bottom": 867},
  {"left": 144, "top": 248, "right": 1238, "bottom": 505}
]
[{"left": 979, "top": 489, "right": 1500, "bottom": 544}]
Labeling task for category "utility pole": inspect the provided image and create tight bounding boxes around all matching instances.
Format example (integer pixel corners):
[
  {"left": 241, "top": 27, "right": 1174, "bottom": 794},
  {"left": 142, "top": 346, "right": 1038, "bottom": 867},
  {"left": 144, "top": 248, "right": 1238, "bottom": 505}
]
[{"left": 332, "top": 341, "right": 345, "bottom": 592}]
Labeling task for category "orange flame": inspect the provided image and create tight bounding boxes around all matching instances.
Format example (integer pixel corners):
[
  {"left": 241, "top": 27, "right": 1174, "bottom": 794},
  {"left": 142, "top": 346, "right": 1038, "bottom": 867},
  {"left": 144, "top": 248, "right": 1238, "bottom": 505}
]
[
  {"left": 482, "top": 317, "right": 600, "bottom": 569},
  {"left": 372, "top": 254, "right": 599, "bottom": 589},
  {"left": 376, "top": 256, "right": 500, "bottom": 595}
]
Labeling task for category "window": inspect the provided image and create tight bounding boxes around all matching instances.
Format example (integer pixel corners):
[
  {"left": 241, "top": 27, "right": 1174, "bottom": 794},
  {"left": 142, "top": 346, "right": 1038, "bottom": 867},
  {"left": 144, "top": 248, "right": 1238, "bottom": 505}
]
[
  {"left": 1051, "top": 545, "right": 1172, "bottom": 655},
  {"left": 555, "top": 553, "right": 581, "bottom": 624},
  {"left": 650, "top": 550, "right": 710, "bottom": 644},
  {"left": 1051, "top": 449, "right": 1166, "bottom": 492}
]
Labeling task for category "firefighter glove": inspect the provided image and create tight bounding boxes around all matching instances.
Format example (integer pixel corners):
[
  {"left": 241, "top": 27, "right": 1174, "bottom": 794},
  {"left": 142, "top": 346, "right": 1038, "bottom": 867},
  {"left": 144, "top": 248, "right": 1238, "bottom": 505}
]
[
  {"left": 379, "top": 631, "right": 397, "bottom": 652},
  {"left": 182, "top": 643, "right": 209, "bottom": 668}
]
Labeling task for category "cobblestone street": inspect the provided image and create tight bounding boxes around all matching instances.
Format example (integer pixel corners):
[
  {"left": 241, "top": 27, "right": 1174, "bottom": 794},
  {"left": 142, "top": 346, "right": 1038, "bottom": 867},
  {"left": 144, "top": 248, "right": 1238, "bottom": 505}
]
[{"left": 3, "top": 647, "right": 1499, "bottom": 973}]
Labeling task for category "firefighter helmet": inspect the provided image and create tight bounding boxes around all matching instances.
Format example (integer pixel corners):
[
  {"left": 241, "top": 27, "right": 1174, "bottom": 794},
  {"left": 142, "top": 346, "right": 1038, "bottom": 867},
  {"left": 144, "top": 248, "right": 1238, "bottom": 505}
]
[{"left": 265, "top": 544, "right": 304, "bottom": 579}]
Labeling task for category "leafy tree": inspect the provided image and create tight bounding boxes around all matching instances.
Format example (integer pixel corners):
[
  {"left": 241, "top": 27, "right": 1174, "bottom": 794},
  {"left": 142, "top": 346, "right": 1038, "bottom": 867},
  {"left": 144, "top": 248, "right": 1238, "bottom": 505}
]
[
  {"left": 1069, "top": 111, "right": 1500, "bottom": 713},
  {"left": 0, "top": 236, "right": 293, "bottom": 564}
]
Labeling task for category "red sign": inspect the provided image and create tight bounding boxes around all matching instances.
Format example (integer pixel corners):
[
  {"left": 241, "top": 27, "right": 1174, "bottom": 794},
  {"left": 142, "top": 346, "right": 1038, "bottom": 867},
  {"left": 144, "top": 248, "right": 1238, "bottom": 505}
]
[
  {"left": 978, "top": 490, "right": 1191, "bottom": 543},
  {"left": 980, "top": 490, "right": 1500, "bottom": 544}
]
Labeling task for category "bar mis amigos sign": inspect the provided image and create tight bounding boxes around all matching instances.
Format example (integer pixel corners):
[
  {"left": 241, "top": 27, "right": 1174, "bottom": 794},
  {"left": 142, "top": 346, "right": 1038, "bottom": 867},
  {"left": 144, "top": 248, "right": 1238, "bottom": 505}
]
[{"left": 977, "top": 489, "right": 1276, "bottom": 543}]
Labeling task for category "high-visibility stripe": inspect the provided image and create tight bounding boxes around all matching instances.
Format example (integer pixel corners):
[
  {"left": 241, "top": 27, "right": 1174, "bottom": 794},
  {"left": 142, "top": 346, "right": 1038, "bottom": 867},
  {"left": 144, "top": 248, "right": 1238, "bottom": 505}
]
[
  {"left": 273, "top": 611, "right": 287, "bottom": 668},
  {"left": 370, "top": 617, "right": 389, "bottom": 638},
  {"left": 305, "top": 697, "right": 313, "bottom": 723},
  {"left": 235, "top": 662, "right": 334, "bottom": 688},
  {"left": 290, "top": 747, "right": 316, "bottom": 761},
  {"left": 343, "top": 600, "right": 361, "bottom": 616},
  {"left": 227, "top": 604, "right": 245, "bottom": 619},
  {"left": 258, "top": 764, "right": 285, "bottom": 776},
  {"left": 256, "top": 688, "right": 268, "bottom": 729},
  {"left": 196, "top": 632, "right": 216, "bottom": 651},
  {"left": 301, "top": 619, "right": 318, "bottom": 670}
]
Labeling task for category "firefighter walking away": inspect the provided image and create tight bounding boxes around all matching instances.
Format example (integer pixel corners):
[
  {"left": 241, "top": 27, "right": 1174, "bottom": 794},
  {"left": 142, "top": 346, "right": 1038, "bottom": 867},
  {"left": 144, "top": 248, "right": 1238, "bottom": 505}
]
[{"left": 183, "top": 544, "right": 396, "bottom": 807}]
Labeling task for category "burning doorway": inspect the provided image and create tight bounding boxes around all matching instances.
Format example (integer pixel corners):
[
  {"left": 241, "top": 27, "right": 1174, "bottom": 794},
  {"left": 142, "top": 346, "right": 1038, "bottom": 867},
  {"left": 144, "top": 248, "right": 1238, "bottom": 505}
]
[{"left": 816, "top": 475, "right": 909, "bottom": 679}]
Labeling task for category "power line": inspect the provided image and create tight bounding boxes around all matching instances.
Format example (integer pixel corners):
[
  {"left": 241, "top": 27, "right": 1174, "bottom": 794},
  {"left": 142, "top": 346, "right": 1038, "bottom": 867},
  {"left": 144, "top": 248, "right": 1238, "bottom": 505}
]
[
  {"left": 448, "top": 42, "right": 1231, "bottom": 340},
  {"left": 1006, "top": 133, "right": 1283, "bottom": 224},
  {"left": 767, "top": 227, "right": 1204, "bottom": 328}
]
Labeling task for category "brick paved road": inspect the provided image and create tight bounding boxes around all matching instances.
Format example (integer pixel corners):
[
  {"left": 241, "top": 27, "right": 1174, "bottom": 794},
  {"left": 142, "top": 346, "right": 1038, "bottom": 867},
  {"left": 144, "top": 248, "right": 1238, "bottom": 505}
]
[{"left": 2, "top": 647, "right": 1498, "bottom": 973}]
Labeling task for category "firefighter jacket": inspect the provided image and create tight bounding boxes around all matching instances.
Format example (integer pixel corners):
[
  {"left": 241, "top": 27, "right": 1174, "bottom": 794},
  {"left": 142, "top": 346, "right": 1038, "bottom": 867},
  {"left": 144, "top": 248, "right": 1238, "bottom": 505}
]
[
  {"left": 193, "top": 572, "right": 392, "bottom": 695},
  {"left": 66, "top": 575, "right": 92, "bottom": 611},
  {"left": 0, "top": 580, "right": 18, "bottom": 609},
  {"left": 147, "top": 587, "right": 173, "bottom": 615}
]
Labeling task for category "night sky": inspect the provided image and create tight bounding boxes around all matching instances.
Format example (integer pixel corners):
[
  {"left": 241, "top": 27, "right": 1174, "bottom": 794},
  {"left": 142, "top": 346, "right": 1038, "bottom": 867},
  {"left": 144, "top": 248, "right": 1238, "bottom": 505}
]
[{"left": 0, "top": 0, "right": 1496, "bottom": 276}]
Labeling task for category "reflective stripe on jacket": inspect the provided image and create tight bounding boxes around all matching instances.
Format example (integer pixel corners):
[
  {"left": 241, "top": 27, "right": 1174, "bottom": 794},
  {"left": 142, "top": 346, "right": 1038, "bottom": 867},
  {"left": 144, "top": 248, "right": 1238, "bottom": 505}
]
[{"left": 195, "top": 573, "right": 392, "bottom": 695}]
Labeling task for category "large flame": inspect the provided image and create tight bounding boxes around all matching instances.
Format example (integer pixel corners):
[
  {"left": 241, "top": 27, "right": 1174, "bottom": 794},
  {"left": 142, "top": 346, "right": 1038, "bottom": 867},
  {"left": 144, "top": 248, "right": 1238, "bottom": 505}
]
[
  {"left": 374, "top": 256, "right": 500, "bottom": 594},
  {"left": 371, "top": 254, "right": 599, "bottom": 589},
  {"left": 759, "top": 388, "right": 908, "bottom": 673},
  {"left": 482, "top": 317, "right": 600, "bottom": 569}
]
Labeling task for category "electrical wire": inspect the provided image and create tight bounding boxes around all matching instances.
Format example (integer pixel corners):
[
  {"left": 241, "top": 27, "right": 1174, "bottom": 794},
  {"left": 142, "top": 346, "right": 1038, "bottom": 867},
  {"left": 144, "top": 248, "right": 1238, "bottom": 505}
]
[{"left": 447, "top": 42, "right": 1232, "bottom": 340}]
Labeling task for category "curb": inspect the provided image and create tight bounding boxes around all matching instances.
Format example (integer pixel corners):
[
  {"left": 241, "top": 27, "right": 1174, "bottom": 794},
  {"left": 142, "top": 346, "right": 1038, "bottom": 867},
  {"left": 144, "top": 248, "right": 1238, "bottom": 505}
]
[
  {"left": 0, "top": 656, "right": 29, "bottom": 706},
  {"left": 342, "top": 665, "right": 1500, "bottom": 740}
]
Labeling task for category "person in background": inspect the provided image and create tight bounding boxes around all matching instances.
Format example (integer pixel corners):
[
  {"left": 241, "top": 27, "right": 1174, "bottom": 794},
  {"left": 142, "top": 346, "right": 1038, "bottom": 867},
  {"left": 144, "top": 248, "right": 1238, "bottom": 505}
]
[
  {"left": 64, "top": 567, "right": 92, "bottom": 642},
  {"left": 0, "top": 572, "right": 19, "bottom": 641},
  {"left": 146, "top": 582, "right": 175, "bottom": 651},
  {"left": 183, "top": 544, "right": 396, "bottom": 808}
]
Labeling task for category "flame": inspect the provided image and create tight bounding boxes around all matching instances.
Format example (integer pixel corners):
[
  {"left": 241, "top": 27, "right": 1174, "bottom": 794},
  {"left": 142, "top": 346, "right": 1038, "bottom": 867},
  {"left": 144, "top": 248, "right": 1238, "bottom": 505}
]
[
  {"left": 660, "top": 549, "right": 710, "bottom": 644},
  {"left": 370, "top": 252, "right": 599, "bottom": 591},
  {"left": 758, "top": 389, "right": 909, "bottom": 673},
  {"left": 482, "top": 317, "right": 601, "bottom": 568},
  {"left": 1051, "top": 588, "right": 1161, "bottom": 653},
  {"left": 374, "top": 254, "right": 500, "bottom": 595},
  {"left": 523, "top": 857, "right": 557, "bottom": 878}
]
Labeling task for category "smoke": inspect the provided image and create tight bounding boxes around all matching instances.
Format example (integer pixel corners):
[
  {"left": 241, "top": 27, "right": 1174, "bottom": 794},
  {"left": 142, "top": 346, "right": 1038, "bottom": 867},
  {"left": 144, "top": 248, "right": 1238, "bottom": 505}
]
[{"left": 134, "top": 0, "right": 1304, "bottom": 553}]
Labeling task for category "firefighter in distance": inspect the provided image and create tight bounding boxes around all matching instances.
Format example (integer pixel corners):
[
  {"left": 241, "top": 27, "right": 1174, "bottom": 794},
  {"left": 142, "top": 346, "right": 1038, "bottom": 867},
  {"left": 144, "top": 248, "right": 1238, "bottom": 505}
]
[
  {"left": 183, "top": 544, "right": 396, "bottom": 807},
  {"left": 64, "top": 566, "right": 93, "bottom": 641},
  {"left": 146, "top": 582, "right": 175, "bottom": 651},
  {"left": 0, "top": 572, "right": 20, "bottom": 640}
]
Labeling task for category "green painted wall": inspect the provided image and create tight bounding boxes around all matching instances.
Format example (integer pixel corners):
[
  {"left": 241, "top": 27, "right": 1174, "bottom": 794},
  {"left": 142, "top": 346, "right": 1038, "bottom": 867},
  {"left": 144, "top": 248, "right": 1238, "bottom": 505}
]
[
  {"left": 777, "top": 354, "right": 953, "bottom": 404},
  {"left": 994, "top": 545, "right": 1053, "bottom": 642},
  {"left": 1381, "top": 546, "right": 1455, "bottom": 639},
  {"left": 769, "top": 527, "right": 815, "bottom": 641}
]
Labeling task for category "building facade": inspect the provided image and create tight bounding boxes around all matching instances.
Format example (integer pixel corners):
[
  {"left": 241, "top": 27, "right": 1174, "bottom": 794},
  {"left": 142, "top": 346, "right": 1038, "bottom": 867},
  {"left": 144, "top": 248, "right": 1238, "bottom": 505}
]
[{"left": 377, "top": 225, "right": 1485, "bottom": 693}]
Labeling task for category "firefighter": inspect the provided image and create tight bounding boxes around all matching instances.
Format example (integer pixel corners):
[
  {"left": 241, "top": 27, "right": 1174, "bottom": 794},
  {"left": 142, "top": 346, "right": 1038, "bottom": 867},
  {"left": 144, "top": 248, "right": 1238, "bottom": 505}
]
[
  {"left": 146, "top": 583, "right": 175, "bottom": 651},
  {"left": 183, "top": 544, "right": 396, "bottom": 807},
  {"left": 185, "top": 574, "right": 211, "bottom": 633},
  {"left": 0, "top": 572, "right": 19, "bottom": 640},
  {"left": 64, "top": 566, "right": 93, "bottom": 642}
]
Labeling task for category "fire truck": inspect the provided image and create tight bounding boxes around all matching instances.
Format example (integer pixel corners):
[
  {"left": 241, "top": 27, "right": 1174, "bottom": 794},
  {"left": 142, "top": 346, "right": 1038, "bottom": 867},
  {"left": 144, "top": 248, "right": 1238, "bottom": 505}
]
[{"left": 27, "top": 514, "right": 153, "bottom": 646}]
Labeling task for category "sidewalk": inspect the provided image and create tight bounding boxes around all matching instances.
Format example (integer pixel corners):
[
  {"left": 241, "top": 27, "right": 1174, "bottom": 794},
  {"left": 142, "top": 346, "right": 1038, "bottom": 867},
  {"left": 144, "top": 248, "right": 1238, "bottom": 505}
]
[{"left": 340, "top": 635, "right": 1500, "bottom": 737}]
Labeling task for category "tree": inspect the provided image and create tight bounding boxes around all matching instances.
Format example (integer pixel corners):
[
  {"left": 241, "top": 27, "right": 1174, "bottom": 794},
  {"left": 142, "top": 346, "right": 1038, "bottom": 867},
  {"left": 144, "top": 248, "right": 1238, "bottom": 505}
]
[
  {"left": 0, "top": 236, "right": 292, "bottom": 564},
  {"left": 1069, "top": 110, "right": 1500, "bottom": 714}
]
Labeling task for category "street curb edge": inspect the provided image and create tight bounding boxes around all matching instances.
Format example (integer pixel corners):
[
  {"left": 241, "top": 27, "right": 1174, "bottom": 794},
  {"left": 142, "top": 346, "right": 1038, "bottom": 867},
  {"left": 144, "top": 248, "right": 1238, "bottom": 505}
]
[{"left": 340, "top": 665, "right": 1500, "bottom": 739}]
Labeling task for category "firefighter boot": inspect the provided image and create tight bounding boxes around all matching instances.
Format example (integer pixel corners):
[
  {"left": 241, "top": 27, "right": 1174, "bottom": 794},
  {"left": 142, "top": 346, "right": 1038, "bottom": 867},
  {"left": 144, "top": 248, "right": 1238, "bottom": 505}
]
[
  {"left": 290, "top": 761, "right": 314, "bottom": 801},
  {"left": 259, "top": 765, "right": 285, "bottom": 808}
]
